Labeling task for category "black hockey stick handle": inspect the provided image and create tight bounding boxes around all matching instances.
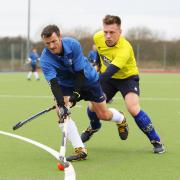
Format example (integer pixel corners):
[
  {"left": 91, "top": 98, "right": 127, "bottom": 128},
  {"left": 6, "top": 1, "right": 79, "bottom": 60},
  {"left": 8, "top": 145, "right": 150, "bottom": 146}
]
[{"left": 12, "top": 105, "right": 56, "bottom": 130}]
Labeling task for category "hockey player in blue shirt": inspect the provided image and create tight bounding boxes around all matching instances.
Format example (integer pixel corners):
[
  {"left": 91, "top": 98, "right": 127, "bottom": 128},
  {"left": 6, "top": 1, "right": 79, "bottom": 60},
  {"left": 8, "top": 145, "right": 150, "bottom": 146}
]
[
  {"left": 40, "top": 25, "right": 128, "bottom": 161},
  {"left": 27, "top": 48, "right": 40, "bottom": 80}
]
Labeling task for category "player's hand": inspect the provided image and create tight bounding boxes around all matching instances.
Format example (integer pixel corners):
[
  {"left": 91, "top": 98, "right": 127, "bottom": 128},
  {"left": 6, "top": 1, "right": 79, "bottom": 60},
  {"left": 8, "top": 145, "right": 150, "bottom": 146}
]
[
  {"left": 58, "top": 106, "right": 71, "bottom": 121},
  {"left": 69, "top": 91, "right": 81, "bottom": 108}
]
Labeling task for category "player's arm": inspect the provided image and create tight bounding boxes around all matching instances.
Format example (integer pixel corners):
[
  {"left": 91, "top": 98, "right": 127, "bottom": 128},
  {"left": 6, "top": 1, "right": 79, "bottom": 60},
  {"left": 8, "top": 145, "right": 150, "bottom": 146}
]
[
  {"left": 69, "top": 70, "right": 84, "bottom": 107},
  {"left": 93, "top": 52, "right": 101, "bottom": 71},
  {"left": 49, "top": 78, "right": 70, "bottom": 119},
  {"left": 74, "top": 70, "right": 84, "bottom": 93},
  {"left": 68, "top": 39, "right": 86, "bottom": 106},
  {"left": 49, "top": 78, "right": 64, "bottom": 107},
  {"left": 100, "top": 64, "right": 120, "bottom": 81}
]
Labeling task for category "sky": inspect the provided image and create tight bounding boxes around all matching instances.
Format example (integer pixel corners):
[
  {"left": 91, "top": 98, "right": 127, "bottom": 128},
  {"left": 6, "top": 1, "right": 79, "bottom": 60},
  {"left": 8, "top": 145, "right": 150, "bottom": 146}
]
[{"left": 0, "top": 0, "right": 180, "bottom": 41}]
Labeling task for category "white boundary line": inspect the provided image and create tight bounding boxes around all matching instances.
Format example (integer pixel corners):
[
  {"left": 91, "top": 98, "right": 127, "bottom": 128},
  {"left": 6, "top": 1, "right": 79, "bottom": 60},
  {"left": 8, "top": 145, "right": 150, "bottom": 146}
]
[
  {"left": 0, "top": 95, "right": 51, "bottom": 99},
  {"left": 0, "top": 130, "right": 76, "bottom": 180},
  {"left": 114, "top": 97, "right": 180, "bottom": 101},
  {"left": 0, "top": 94, "right": 82, "bottom": 108},
  {"left": 0, "top": 94, "right": 180, "bottom": 101},
  {"left": 0, "top": 130, "right": 59, "bottom": 160}
]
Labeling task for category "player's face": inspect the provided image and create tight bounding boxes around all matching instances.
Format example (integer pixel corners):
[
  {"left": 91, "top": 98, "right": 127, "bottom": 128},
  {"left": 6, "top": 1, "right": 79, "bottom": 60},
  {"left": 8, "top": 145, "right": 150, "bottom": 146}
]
[
  {"left": 103, "top": 23, "right": 121, "bottom": 47},
  {"left": 42, "top": 32, "right": 62, "bottom": 54}
]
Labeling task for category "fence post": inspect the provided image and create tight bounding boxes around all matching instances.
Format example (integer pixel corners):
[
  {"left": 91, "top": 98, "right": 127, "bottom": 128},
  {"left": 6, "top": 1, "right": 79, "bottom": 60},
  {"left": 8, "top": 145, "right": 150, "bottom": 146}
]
[
  {"left": 136, "top": 43, "right": 140, "bottom": 64},
  {"left": 163, "top": 43, "right": 167, "bottom": 69},
  {"left": 21, "top": 42, "right": 24, "bottom": 68},
  {"left": 10, "top": 43, "right": 15, "bottom": 71}
]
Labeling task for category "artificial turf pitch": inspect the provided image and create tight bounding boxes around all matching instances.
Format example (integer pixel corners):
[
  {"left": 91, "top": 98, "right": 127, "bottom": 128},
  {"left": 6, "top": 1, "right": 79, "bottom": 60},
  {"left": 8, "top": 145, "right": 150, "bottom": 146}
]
[{"left": 0, "top": 72, "right": 180, "bottom": 180}]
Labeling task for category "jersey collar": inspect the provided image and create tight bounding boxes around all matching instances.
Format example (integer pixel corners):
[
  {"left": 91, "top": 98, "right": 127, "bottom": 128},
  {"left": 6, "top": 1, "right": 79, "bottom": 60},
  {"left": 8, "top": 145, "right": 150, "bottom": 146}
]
[{"left": 61, "top": 39, "right": 72, "bottom": 56}]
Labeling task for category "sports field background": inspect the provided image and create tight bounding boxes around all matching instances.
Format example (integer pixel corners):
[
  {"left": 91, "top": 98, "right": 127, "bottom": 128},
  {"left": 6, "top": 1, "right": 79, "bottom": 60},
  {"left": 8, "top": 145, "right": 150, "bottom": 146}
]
[{"left": 0, "top": 72, "right": 180, "bottom": 180}]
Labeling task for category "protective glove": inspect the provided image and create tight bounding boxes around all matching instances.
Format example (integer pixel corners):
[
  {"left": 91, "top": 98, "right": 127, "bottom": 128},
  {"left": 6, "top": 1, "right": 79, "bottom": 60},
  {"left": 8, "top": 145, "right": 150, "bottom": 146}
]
[
  {"left": 58, "top": 105, "right": 71, "bottom": 121},
  {"left": 69, "top": 91, "right": 81, "bottom": 108}
]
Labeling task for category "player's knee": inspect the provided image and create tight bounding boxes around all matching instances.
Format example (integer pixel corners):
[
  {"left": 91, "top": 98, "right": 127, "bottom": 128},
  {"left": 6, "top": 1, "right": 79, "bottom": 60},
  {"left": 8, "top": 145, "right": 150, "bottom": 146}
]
[
  {"left": 127, "top": 105, "right": 140, "bottom": 116},
  {"left": 96, "top": 111, "right": 110, "bottom": 120}
]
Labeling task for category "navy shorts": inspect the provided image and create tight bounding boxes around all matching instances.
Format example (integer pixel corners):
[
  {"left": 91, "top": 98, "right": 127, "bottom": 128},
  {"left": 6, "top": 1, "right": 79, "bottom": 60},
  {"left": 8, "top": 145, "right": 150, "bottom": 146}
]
[
  {"left": 101, "top": 75, "right": 140, "bottom": 102},
  {"left": 60, "top": 80, "right": 106, "bottom": 103},
  {"left": 31, "top": 63, "right": 37, "bottom": 72}
]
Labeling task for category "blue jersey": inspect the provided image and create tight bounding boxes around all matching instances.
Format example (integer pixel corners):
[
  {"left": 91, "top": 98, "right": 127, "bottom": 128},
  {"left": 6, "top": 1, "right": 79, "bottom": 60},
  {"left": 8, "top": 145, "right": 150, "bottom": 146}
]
[
  {"left": 29, "top": 51, "right": 39, "bottom": 64},
  {"left": 40, "top": 37, "right": 99, "bottom": 88}
]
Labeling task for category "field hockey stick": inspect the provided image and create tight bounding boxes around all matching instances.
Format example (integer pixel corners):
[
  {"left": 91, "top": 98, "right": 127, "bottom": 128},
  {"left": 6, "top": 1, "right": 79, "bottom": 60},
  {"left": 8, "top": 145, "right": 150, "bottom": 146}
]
[
  {"left": 59, "top": 105, "right": 76, "bottom": 180},
  {"left": 59, "top": 116, "right": 69, "bottom": 168},
  {"left": 12, "top": 105, "right": 56, "bottom": 130}
]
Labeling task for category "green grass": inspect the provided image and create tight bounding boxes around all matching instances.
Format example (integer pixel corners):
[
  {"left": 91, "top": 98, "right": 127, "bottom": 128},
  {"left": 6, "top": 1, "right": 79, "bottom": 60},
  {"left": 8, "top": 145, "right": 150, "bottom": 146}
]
[{"left": 0, "top": 72, "right": 180, "bottom": 180}]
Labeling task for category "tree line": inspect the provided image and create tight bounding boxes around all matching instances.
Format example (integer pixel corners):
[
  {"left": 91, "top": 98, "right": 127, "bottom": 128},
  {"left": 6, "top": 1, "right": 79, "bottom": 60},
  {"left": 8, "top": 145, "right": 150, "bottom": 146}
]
[{"left": 0, "top": 27, "right": 180, "bottom": 71}]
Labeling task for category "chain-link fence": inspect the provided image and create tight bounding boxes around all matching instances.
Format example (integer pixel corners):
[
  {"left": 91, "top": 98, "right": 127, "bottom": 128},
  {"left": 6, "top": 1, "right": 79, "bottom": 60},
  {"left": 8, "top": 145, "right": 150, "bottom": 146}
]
[
  {"left": 0, "top": 38, "right": 27, "bottom": 72},
  {"left": 130, "top": 40, "right": 180, "bottom": 70},
  {"left": 0, "top": 38, "right": 180, "bottom": 72}
]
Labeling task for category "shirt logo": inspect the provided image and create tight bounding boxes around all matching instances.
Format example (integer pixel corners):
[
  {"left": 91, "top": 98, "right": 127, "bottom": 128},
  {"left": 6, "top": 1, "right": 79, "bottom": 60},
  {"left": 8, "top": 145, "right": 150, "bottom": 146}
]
[{"left": 99, "top": 54, "right": 111, "bottom": 67}]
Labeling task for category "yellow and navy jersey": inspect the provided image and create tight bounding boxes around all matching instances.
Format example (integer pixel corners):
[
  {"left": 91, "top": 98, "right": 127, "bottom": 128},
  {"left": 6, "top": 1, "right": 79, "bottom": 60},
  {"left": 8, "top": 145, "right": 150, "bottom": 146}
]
[{"left": 93, "top": 31, "right": 139, "bottom": 79}]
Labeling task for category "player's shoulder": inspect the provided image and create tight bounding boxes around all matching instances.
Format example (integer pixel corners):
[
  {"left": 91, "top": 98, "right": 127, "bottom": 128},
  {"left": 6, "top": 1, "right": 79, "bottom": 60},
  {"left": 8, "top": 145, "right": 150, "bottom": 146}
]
[
  {"left": 121, "top": 36, "right": 130, "bottom": 42},
  {"left": 119, "top": 36, "right": 132, "bottom": 48},
  {"left": 41, "top": 48, "right": 48, "bottom": 56},
  {"left": 40, "top": 48, "right": 51, "bottom": 63},
  {"left": 93, "top": 31, "right": 104, "bottom": 41},
  {"left": 62, "top": 37, "right": 80, "bottom": 45},
  {"left": 62, "top": 37, "right": 82, "bottom": 55}
]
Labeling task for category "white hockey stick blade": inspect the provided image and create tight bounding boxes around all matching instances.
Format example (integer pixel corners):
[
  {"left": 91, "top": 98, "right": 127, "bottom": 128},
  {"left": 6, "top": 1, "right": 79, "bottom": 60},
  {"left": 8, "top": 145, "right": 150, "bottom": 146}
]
[{"left": 64, "top": 163, "right": 76, "bottom": 180}]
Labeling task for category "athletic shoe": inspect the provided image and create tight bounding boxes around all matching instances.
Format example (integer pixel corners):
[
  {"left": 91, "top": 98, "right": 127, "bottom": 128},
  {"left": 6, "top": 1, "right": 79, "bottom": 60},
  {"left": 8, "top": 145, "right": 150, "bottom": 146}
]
[
  {"left": 81, "top": 126, "right": 100, "bottom": 143},
  {"left": 151, "top": 140, "right": 165, "bottom": 154},
  {"left": 116, "top": 114, "right": 129, "bottom": 140},
  {"left": 66, "top": 147, "right": 87, "bottom": 162}
]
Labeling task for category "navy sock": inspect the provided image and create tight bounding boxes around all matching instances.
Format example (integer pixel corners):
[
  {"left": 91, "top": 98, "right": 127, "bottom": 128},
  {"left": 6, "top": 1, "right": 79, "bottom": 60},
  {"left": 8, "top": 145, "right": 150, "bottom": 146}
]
[
  {"left": 134, "top": 110, "right": 160, "bottom": 142},
  {"left": 87, "top": 107, "right": 101, "bottom": 130}
]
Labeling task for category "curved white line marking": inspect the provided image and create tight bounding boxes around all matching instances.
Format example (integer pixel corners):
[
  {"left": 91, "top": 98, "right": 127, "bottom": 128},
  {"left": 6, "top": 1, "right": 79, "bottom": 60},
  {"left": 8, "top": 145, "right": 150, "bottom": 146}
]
[
  {"left": 0, "top": 130, "right": 76, "bottom": 180},
  {"left": 0, "top": 130, "right": 59, "bottom": 160}
]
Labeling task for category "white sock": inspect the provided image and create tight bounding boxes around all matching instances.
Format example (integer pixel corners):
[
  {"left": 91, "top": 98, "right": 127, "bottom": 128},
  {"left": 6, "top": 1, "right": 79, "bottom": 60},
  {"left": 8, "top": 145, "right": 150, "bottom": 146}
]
[
  {"left": 27, "top": 72, "right": 32, "bottom": 79},
  {"left": 34, "top": 72, "right": 39, "bottom": 79},
  {"left": 59, "top": 119, "right": 85, "bottom": 149},
  {"left": 108, "top": 108, "right": 124, "bottom": 123}
]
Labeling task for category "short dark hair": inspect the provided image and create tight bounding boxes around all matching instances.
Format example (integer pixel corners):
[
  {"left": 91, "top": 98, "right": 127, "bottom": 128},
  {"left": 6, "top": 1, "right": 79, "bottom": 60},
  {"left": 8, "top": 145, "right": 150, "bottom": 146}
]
[
  {"left": 41, "top": 25, "right": 60, "bottom": 38},
  {"left": 103, "top": 15, "right": 121, "bottom": 26}
]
